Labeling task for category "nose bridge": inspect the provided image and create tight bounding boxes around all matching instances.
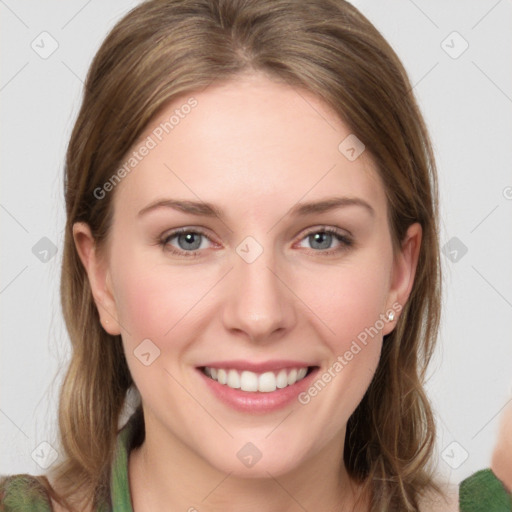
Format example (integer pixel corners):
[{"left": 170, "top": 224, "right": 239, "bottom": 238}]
[{"left": 222, "top": 235, "right": 295, "bottom": 342}]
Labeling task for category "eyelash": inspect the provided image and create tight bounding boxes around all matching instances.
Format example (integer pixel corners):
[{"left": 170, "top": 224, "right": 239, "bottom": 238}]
[{"left": 158, "top": 226, "right": 353, "bottom": 258}]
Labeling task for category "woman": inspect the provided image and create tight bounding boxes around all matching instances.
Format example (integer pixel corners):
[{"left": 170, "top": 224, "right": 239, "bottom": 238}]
[{"left": 0, "top": 0, "right": 487, "bottom": 510}]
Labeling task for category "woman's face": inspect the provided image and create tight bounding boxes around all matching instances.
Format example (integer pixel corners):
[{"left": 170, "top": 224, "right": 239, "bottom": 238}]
[{"left": 76, "top": 71, "right": 421, "bottom": 478}]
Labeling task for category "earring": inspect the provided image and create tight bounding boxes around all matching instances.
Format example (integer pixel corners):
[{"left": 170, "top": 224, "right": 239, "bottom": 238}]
[{"left": 386, "top": 311, "right": 395, "bottom": 322}]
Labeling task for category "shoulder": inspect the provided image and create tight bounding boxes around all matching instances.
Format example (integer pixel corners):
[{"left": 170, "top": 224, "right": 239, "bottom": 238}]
[
  {"left": 0, "top": 474, "right": 53, "bottom": 511},
  {"left": 459, "top": 468, "right": 512, "bottom": 511}
]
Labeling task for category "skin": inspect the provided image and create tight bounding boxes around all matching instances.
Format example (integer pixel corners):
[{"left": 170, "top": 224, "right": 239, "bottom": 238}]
[
  {"left": 73, "top": 71, "right": 422, "bottom": 512},
  {"left": 491, "top": 396, "right": 512, "bottom": 491}
]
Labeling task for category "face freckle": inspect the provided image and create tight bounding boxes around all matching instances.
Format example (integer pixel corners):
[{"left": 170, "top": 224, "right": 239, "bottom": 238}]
[{"left": 103, "top": 71, "right": 405, "bottom": 479}]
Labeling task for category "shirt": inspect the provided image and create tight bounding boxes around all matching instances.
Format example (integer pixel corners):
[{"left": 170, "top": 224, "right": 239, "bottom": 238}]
[
  {"left": 1, "top": 411, "right": 511, "bottom": 511},
  {"left": 0, "top": 411, "right": 138, "bottom": 512}
]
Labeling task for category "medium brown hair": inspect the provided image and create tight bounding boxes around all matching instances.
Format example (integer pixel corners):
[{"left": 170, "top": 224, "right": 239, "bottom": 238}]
[{"left": 26, "top": 0, "right": 445, "bottom": 509}]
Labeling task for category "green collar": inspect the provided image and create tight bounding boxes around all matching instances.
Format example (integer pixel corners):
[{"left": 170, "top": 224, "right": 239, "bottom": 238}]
[{"left": 98, "top": 413, "right": 139, "bottom": 512}]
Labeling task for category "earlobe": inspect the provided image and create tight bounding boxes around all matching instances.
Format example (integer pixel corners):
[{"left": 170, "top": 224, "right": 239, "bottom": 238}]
[
  {"left": 382, "top": 222, "right": 422, "bottom": 336},
  {"left": 72, "top": 222, "right": 121, "bottom": 335}
]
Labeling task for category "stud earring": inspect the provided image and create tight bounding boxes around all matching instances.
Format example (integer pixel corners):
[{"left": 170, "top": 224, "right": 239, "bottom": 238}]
[{"left": 386, "top": 311, "right": 395, "bottom": 322}]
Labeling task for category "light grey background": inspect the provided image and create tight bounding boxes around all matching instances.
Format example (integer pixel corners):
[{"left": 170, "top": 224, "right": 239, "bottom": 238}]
[{"left": 1, "top": 0, "right": 511, "bottom": 487}]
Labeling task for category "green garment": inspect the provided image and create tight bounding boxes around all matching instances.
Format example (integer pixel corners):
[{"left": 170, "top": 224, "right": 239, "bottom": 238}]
[
  {"left": 0, "top": 412, "right": 137, "bottom": 512},
  {"left": 1, "top": 412, "right": 511, "bottom": 510},
  {"left": 459, "top": 468, "right": 512, "bottom": 512}
]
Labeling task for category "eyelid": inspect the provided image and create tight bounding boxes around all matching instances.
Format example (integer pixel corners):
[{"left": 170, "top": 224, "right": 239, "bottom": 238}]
[{"left": 296, "top": 224, "right": 352, "bottom": 241}]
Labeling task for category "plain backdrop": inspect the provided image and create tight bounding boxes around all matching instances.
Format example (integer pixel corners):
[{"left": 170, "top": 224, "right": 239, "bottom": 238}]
[{"left": 1, "top": 0, "right": 511, "bottom": 488}]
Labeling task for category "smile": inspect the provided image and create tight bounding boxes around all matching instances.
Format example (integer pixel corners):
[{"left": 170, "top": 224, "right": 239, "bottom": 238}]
[{"left": 201, "top": 366, "right": 312, "bottom": 393}]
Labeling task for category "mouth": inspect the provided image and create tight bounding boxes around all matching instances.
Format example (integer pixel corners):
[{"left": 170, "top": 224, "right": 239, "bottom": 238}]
[
  {"left": 198, "top": 365, "right": 318, "bottom": 393},
  {"left": 195, "top": 359, "right": 321, "bottom": 413}
]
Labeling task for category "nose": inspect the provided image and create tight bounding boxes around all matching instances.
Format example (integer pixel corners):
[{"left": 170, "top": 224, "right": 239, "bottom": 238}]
[{"left": 222, "top": 244, "right": 297, "bottom": 344}]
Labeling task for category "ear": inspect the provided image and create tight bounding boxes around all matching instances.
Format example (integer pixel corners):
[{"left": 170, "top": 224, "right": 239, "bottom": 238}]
[
  {"left": 72, "top": 222, "right": 121, "bottom": 335},
  {"left": 382, "top": 222, "right": 422, "bottom": 336}
]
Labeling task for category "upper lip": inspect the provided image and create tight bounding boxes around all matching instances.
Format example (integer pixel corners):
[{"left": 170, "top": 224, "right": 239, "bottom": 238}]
[{"left": 198, "top": 360, "right": 317, "bottom": 373}]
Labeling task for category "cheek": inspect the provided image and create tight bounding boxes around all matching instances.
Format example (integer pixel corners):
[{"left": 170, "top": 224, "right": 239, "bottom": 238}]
[
  {"left": 292, "top": 263, "right": 389, "bottom": 445},
  {"left": 110, "top": 254, "right": 207, "bottom": 402},
  {"left": 300, "top": 251, "right": 391, "bottom": 350},
  {"left": 111, "top": 247, "right": 212, "bottom": 341}
]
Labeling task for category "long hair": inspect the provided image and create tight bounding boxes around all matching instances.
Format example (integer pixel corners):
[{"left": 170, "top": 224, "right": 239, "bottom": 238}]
[{"left": 26, "top": 1, "right": 444, "bottom": 509}]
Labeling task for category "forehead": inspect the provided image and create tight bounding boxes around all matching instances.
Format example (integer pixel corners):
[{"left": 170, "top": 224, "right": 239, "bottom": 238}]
[{"left": 112, "top": 72, "right": 386, "bottom": 221}]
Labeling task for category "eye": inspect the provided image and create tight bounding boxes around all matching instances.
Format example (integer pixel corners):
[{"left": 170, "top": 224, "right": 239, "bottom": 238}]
[
  {"left": 158, "top": 226, "right": 353, "bottom": 258},
  {"left": 159, "top": 228, "right": 214, "bottom": 257},
  {"left": 296, "top": 226, "right": 353, "bottom": 255}
]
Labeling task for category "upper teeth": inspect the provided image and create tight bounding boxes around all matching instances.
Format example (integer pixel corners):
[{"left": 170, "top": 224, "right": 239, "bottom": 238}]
[{"left": 203, "top": 367, "right": 309, "bottom": 393}]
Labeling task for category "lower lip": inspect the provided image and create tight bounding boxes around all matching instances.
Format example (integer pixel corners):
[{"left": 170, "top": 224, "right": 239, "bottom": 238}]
[{"left": 196, "top": 367, "right": 320, "bottom": 413}]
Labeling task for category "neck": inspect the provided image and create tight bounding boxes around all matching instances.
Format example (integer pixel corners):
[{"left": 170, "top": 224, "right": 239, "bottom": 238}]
[{"left": 128, "top": 416, "right": 369, "bottom": 512}]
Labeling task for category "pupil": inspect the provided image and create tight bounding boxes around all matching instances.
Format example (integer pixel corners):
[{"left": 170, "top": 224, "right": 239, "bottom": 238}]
[
  {"left": 180, "top": 233, "right": 201, "bottom": 250},
  {"left": 311, "top": 232, "right": 331, "bottom": 250}
]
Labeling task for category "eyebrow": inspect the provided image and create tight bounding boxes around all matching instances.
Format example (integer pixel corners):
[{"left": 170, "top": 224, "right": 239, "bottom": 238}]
[{"left": 137, "top": 196, "right": 375, "bottom": 219}]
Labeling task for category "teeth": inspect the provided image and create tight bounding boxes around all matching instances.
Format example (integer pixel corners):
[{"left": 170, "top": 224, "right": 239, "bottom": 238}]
[
  {"left": 217, "top": 369, "right": 227, "bottom": 384},
  {"left": 203, "top": 366, "right": 310, "bottom": 393},
  {"left": 241, "top": 371, "right": 258, "bottom": 392},
  {"left": 276, "top": 369, "right": 288, "bottom": 388},
  {"left": 287, "top": 368, "right": 297, "bottom": 385}
]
